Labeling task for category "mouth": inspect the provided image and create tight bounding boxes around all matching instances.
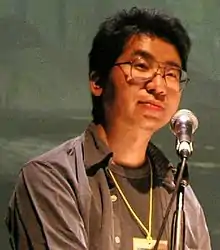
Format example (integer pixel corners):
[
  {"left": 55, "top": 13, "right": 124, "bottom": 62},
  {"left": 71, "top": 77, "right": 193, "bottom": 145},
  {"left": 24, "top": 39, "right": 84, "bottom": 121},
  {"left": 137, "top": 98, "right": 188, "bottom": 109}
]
[{"left": 138, "top": 101, "right": 164, "bottom": 111}]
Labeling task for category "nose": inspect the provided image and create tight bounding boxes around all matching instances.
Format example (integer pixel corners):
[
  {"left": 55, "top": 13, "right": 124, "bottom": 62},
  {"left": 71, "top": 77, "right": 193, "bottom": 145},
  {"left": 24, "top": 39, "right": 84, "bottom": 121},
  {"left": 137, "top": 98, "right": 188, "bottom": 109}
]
[{"left": 145, "top": 73, "right": 167, "bottom": 96}]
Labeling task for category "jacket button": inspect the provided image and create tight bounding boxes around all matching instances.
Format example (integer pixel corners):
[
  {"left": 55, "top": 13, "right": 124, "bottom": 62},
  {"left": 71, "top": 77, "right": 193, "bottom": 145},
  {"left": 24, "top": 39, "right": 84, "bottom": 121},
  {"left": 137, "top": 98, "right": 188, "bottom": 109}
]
[
  {"left": 115, "top": 236, "right": 120, "bottom": 244},
  {"left": 111, "top": 194, "right": 118, "bottom": 202}
]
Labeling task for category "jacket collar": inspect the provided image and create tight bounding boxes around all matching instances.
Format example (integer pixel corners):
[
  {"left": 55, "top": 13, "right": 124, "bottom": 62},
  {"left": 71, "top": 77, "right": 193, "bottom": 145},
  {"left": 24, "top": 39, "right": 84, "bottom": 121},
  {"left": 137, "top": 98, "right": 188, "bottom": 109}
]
[{"left": 83, "top": 122, "right": 175, "bottom": 192}]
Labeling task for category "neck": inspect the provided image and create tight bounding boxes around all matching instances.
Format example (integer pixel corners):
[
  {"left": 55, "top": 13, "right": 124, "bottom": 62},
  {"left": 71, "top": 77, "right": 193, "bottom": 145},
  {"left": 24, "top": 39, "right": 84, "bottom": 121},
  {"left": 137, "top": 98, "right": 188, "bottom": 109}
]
[{"left": 96, "top": 122, "right": 154, "bottom": 168}]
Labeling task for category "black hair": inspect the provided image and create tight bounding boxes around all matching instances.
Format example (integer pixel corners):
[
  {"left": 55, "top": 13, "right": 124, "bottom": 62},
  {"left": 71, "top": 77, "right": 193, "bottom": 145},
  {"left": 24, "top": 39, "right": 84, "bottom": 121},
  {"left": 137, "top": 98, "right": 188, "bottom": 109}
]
[{"left": 89, "top": 7, "right": 191, "bottom": 124}]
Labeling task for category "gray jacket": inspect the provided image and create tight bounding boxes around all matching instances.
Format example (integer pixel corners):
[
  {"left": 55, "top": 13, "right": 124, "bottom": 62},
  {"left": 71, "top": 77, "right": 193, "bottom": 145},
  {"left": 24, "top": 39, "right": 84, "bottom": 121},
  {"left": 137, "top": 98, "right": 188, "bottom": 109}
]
[{"left": 6, "top": 123, "right": 211, "bottom": 250}]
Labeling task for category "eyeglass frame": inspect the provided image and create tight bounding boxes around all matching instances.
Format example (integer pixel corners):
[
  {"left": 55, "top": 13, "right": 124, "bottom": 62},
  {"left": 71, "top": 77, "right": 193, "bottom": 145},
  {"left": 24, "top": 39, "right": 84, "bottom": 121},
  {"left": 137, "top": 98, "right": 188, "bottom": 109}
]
[{"left": 114, "top": 56, "right": 190, "bottom": 92}]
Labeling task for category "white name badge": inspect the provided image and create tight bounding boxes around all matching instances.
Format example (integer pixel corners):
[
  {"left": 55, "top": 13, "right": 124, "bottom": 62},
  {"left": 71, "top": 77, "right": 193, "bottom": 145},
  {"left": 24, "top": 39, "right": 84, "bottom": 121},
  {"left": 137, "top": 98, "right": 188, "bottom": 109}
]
[{"left": 133, "top": 237, "right": 168, "bottom": 250}]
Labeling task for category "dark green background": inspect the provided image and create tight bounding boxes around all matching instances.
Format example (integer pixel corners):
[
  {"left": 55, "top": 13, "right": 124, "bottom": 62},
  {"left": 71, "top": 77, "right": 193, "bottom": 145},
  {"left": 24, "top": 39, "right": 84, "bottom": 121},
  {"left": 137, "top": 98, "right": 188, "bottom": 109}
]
[{"left": 1, "top": 0, "right": 220, "bottom": 249}]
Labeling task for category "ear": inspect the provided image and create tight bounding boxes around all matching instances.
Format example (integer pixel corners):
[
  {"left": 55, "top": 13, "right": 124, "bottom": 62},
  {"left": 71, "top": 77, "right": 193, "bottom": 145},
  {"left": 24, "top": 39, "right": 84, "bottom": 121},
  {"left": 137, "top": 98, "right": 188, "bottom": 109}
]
[
  {"left": 89, "top": 73, "right": 103, "bottom": 96},
  {"left": 90, "top": 80, "right": 103, "bottom": 96}
]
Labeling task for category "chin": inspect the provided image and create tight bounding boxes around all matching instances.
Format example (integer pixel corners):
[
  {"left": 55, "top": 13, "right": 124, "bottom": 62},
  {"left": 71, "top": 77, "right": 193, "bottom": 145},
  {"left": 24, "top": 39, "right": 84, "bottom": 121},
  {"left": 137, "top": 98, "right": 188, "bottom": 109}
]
[
  {"left": 138, "top": 116, "right": 168, "bottom": 132},
  {"left": 138, "top": 122, "right": 161, "bottom": 133}
]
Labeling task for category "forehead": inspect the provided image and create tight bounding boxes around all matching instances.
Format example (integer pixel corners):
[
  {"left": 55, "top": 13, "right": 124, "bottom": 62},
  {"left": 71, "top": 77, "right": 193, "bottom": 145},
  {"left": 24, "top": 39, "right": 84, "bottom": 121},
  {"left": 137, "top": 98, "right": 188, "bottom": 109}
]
[{"left": 120, "top": 34, "right": 181, "bottom": 66}]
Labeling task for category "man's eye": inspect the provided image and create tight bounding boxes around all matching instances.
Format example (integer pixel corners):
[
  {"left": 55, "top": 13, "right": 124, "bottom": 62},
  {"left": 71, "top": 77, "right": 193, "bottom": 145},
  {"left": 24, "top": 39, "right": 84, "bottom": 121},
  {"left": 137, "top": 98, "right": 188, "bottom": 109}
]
[
  {"left": 133, "top": 62, "right": 150, "bottom": 71},
  {"left": 166, "top": 69, "right": 181, "bottom": 80}
]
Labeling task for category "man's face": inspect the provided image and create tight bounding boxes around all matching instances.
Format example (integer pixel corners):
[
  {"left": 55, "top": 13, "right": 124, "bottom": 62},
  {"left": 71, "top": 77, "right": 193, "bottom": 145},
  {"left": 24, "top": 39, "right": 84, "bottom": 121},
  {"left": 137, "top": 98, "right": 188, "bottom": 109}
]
[{"left": 92, "top": 35, "right": 183, "bottom": 133}]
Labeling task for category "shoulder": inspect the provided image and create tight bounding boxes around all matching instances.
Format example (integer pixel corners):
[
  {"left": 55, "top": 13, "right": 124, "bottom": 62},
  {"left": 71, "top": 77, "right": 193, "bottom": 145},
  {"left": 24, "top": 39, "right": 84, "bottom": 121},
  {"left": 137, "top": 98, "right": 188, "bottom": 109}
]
[
  {"left": 184, "top": 184, "right": 208, "bottom": 221},
  {"left": 184, "top": 185, "right": 211, "bottom": 249},
  {"left": 185, "top": 185, "right": 201, "bottom": 208},
  {"left": 184, "top": 185, "right": 209, "bottom": 219},
  {"left": 20, "top": 133, "right": 86, "bottom": 187},
  {"left": 31, "top": 133, "right": 85, "bottom": 164}
]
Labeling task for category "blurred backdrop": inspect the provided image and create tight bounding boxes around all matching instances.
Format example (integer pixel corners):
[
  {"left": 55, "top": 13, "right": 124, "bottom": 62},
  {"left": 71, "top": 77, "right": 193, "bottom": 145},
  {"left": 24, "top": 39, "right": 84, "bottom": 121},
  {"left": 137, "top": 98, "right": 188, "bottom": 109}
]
[{"left": 0, "top": 0, "right": 220, "bottom": 249}]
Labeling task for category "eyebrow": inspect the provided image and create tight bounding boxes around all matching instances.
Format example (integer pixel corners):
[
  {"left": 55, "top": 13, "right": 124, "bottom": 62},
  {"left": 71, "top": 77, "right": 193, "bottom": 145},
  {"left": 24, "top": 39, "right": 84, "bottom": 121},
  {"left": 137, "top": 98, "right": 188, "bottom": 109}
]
[{"left": 131, "top": 49, "right": 182, "bottom": 68}]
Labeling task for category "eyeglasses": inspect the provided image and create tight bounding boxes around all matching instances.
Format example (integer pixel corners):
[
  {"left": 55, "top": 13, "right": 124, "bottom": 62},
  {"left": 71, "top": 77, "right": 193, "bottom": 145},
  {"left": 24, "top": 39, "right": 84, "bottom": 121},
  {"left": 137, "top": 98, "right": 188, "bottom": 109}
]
[{"left": 114, "top": 57, "right": 189, "bottom": 91}]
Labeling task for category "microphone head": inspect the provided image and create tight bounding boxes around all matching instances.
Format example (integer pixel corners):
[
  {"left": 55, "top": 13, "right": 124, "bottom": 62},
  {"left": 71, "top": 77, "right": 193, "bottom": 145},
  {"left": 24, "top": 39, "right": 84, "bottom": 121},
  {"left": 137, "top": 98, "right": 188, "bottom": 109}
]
[{"left": 170, "top": 109, "right": 199, "bottom": 136}]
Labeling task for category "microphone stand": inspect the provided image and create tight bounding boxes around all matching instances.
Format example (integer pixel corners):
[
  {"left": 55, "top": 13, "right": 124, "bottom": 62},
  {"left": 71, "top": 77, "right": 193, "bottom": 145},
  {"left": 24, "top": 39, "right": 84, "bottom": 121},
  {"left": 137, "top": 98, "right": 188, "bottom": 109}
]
[
  {"left": 154, "top": 109, "right": 198, "bottom": 249},
  {"left": 154, "top": 152, "right": 190, "bottom": 250},
  {"left": 170, "top": 156, "right": 188, "bottom": 250}
]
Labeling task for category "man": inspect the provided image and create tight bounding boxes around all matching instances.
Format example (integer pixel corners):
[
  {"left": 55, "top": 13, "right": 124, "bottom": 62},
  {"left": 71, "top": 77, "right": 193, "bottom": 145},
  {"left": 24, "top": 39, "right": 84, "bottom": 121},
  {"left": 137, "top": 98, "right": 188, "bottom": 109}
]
[{"left": 6, "top": 7, "right": 211, "bottom": 250}]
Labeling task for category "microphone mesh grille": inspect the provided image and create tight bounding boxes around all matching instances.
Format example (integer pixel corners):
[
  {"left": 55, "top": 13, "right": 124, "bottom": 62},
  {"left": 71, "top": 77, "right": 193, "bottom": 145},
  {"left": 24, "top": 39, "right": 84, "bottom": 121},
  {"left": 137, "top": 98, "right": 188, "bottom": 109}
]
[{"left": 170, "top": 109, "right": 199, "bottom": 134}]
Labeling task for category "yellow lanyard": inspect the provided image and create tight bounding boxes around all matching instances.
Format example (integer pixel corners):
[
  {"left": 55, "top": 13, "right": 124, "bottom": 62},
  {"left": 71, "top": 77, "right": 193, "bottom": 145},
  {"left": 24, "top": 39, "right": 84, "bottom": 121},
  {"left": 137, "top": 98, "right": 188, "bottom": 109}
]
[{"left": 107, "top": 162, "right": 153, "bottom": 241}]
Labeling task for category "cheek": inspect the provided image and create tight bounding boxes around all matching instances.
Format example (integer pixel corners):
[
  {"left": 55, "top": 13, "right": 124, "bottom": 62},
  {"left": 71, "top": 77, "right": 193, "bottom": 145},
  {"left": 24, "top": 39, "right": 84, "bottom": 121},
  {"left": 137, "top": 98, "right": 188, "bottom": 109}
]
[
  {"left": 166, "top": 94, "right": 181, "bottom": 117},
  {"left": 104, "top": 83, "right": 135, "bottom": 118},
  {"left": 114, "top": 88, "right": 136, "bottom": 115},
  {"left": 107, "top": 70, "right": 138, "bottom": 116},
  {"left": 111, "top": 82, "right": 136, "bottom": 113}
]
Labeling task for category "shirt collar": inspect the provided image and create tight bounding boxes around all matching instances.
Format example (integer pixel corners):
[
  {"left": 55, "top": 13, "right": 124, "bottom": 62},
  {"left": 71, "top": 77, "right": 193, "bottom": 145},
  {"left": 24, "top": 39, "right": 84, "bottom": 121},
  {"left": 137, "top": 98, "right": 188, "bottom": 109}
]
[
  {"left": 84, "top": 122, "right": 113, "bottom": 174},
  {"left": 83, "top": 122, "right": 175, "bottom": 192}
]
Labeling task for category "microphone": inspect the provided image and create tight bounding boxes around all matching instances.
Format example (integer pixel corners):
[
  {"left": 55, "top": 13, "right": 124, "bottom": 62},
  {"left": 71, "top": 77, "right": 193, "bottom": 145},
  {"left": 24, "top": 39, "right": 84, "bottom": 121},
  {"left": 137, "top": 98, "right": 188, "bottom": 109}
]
[{"left": 170, "top": 109, "right": 199, "bottom": 158}]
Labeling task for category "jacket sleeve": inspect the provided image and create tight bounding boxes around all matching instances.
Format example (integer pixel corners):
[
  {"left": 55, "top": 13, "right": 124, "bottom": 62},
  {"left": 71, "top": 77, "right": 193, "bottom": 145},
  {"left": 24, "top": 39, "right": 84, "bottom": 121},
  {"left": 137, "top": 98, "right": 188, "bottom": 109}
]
[
  {"left": 184, "top": 186, "right": 212, "bottom": 250},
  {"left": 5, "top": 160, "right": 89, "bottom": 250},
  {"left": 197, "top": 204, "right": 212, "bottom": 250}
]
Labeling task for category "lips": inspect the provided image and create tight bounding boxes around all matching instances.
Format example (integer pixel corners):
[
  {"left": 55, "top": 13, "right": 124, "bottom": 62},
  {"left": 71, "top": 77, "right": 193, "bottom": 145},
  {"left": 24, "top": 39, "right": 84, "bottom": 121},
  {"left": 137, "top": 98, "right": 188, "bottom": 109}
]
[{"left": 138, "top": 100, "right": 165, "bottom": 110}]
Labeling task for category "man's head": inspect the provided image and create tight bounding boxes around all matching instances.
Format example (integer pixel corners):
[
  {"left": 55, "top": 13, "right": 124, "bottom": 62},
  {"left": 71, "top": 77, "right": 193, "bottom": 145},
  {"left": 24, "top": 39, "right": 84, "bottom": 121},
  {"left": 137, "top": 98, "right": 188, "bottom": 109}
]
[{"left": 88, "top": 7, "right": 191, "bottom": 133}]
